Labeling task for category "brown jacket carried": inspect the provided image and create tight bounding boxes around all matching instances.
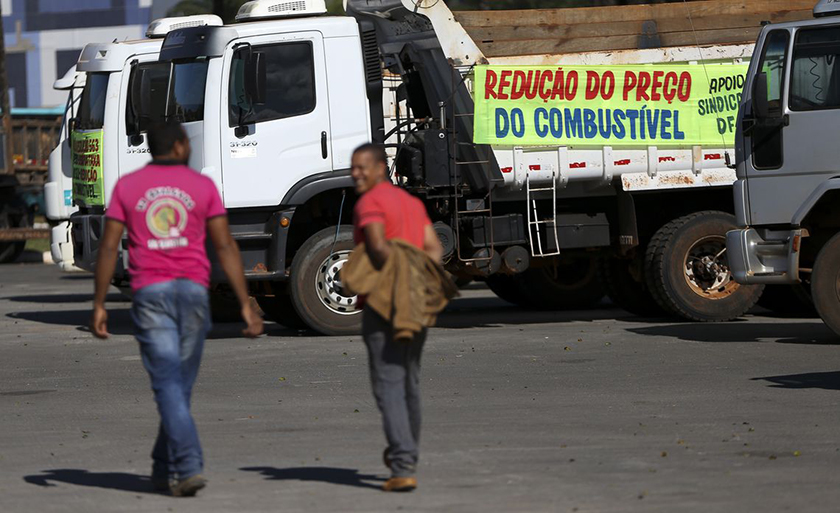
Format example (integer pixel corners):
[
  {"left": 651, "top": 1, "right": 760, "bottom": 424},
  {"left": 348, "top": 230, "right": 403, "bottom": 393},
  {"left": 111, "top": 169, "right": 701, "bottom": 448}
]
[{"left": 342, "top": 239, "right": 459, "bottom": 341}]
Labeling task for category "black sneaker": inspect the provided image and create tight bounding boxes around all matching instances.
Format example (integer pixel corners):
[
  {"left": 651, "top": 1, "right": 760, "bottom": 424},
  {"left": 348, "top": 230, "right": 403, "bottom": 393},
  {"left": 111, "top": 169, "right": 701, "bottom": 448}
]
[{"left": 170, "top": 474, "right": 207, "bottom": 497}]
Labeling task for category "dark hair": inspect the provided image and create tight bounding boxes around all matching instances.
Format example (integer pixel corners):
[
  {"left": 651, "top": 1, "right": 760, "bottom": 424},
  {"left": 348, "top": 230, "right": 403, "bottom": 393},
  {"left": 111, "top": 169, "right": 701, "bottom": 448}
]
[
  {"left": 147, "top": 121, "right": 188, "bottom": 158},
  {"left": 353, "top": 143, "right": 387, "bottom": 165}
]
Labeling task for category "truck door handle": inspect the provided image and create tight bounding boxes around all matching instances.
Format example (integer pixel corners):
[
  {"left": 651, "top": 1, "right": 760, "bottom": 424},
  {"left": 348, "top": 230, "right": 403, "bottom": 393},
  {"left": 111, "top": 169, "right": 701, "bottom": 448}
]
[{"left": 321, "top": 131, "right": 328, "bottom": 159}]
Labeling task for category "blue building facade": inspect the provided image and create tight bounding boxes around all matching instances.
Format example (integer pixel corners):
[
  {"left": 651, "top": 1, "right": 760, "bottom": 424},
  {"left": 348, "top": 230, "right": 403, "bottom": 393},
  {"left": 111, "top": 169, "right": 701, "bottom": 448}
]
[{"left": 2, "top": 0, "right": 178, "bottom": 108}]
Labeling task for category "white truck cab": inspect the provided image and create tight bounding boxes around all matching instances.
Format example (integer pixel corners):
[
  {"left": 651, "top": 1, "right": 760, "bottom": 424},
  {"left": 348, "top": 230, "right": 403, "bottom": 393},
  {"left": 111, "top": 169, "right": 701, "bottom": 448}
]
[
  {"left": 46, "top": 15, "right": 222, "bottom": 272},
  {"left": 150, "top": 10, "right": 371, "bottom": 208},
  {"left": 45, "top": 67, "right": 84, "bottom": 270}
]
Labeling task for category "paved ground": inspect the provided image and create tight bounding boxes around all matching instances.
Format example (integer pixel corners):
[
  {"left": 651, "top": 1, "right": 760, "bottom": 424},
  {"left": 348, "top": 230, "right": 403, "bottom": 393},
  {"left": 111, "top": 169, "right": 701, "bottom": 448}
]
[{"left": 1, "top": 264, "right": 839, "bottom": 513}]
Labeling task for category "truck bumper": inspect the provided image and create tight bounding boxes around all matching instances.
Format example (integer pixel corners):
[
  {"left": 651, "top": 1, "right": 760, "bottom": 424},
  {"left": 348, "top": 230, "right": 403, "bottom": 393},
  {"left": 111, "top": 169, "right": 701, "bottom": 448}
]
[
  {"left": 70, "top": 213, "right": 128, "bottom": 279},
  {"left": 726, "top": 227, "right": 804, "bottom": 285},
  {"left": 70, "top": 214, "right": 103, "bottom": 273},
  {"left": 49, "top": 221, "right": 77, "bottom": 271}
]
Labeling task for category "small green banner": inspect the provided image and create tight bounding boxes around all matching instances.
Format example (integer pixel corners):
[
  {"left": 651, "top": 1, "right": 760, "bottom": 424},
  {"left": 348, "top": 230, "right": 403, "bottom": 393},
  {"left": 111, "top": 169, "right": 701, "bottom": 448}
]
[
  {"left": 473, "top": 64, "right": 748, "bottom": 146},
  {"left": 72, "top": 130, "right": 104, "bottom": 207}
]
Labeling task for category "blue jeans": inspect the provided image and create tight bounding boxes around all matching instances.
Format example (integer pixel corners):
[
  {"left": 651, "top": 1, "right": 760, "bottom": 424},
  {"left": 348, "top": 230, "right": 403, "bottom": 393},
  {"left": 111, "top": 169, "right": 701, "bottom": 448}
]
[{"left": 131, "top": 278, "right": 211, "bottom": 481}]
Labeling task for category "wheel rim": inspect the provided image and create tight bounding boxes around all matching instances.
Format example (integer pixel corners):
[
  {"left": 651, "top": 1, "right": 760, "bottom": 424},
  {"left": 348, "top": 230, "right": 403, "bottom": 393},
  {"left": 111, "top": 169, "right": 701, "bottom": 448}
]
[
  {"left": 314, "top": 250, "right": 360, "bottom": 316},
  {"left": 682, "top": 235, "right": 739, "bottom": 300}
]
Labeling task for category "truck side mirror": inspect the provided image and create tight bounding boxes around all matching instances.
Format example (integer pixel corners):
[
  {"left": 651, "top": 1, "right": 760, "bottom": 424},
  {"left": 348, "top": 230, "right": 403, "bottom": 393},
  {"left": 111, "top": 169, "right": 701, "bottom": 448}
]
[
  {"left": 753, "top": 72, "right": 772, "bottom": 119},
  {"left": 66, "top": 117, "right": 76, "bottom": 147},
  {"left": 244, "top": 52, "right": 267, "bottom": 106}
]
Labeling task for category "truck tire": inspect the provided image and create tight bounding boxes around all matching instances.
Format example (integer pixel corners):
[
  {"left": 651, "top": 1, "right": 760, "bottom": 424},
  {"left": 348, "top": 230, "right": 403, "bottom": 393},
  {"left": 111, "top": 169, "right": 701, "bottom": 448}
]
[
  {"left": 289, "top": 226, "right": 362, "bottom": 336},
  {"left": 598, "top": 254, "right": 665, "bottom": 317},
  {"left": 644, "top": 211, "right": 763, "bottom": 322},
  {"left": 810, "top": 232, "right": 840, "bottom": 336},
  {"left": 519, "top": 256, "right": 605, "bottom": 310},
  {"left": 256, "top": 283, "right": 308, "bottom": 330},
  {"left": 209, "top": 291, "right": 243, "bottom": 323},
  {"left": 0, "top": 202, "right": 28, "bottom": 264},
  {"left": 485, "top": 273, "right": 531, "bottom": 307},
  {"left": 757, "top": 283, "right": 817, "bottom": 318}
]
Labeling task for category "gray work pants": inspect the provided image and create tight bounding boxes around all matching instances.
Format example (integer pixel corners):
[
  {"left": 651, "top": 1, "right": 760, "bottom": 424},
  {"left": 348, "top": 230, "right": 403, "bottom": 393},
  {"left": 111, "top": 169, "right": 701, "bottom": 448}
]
[{"left": 362, "top": 308, "right": 427, "bottom": 478}]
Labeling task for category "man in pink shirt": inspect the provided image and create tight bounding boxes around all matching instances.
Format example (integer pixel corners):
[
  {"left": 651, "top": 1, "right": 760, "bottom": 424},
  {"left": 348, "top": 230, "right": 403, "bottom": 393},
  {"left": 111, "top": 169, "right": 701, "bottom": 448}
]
[{"left": 91, "top": 122, "right": 262, "bottom": 497}]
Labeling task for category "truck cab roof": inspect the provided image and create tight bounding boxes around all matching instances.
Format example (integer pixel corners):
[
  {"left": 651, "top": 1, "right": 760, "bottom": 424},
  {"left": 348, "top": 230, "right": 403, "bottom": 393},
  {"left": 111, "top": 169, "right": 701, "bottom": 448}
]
[
  {"left": 159, "top": 16, "right": 358, "bottom": 61},
  {"left": 76, "top": 39, "right": 163, "bottom": 73}
]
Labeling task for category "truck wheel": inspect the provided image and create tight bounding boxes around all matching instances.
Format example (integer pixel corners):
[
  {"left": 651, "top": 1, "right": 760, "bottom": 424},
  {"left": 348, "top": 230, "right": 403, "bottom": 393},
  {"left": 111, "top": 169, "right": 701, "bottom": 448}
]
[
  {"left": 0, "top": 202, "right": 28, "bottom": 264},
  {"left": 289, "top": 226, "right": 362, "bottom": 336},
  {"left": 757, "top": 283, "right": 817, "bottom": 318},
  {"left": 520, "top": 256, "right": 604, "bottom": 310},
  {"left": 811, "top": 233, "right": 840, "bottom": 336},
  {"left": 485, "top": 273, "right": 531, "bottom": 307},
  {"left": 645, "top": 211, "right": 763, "bottom": 322},
  {"left": 598, "top": 254, "right": 665, "bottom": 317},
  {"left": 256, "top": 283, "right": 308, "bottom": 330}
]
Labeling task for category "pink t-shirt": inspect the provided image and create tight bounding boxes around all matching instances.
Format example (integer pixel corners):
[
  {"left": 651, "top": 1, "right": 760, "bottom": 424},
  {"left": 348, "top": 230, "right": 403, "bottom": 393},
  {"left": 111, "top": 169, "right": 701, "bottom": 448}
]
[{"left": 106, "top": 163, "right": 226, "bottom": 292}]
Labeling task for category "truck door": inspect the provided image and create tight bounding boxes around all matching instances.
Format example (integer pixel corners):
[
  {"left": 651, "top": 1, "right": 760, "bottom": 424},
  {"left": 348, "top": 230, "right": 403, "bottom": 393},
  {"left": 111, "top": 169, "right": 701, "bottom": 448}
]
[
  {"left": 220, "top": 32, "right": 332, "bottom": 208},
  {"left": 744, "top": 25, "right": 840, "bottom": 226},
  {"left": 120, "top": 57, "right": 168, "bottom": 179}
]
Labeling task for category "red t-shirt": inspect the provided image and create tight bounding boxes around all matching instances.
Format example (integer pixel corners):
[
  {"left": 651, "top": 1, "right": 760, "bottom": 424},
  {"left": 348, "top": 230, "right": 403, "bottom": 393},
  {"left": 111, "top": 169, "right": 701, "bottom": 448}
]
[
  {"left": 106, "top": 163, "right": 227, "bottom": 292},
  {"left": 353, "top": 182, "right": 431, "bottom": 249}
]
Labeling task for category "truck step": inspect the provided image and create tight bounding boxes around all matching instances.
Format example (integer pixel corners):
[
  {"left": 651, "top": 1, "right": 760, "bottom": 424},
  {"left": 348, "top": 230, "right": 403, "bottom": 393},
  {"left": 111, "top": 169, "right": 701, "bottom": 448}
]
[{"left": 233, "top": 232, "right": 273, "bottom": 241}]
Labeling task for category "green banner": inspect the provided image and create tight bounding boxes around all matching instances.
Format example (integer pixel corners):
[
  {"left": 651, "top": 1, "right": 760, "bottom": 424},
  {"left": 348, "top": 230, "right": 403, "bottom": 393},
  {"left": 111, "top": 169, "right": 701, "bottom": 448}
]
[
  {"left": 474, "top": 64, "right": 748, "bottom": 146},
  {"left": 72, "top": 130, "right": 104, "bottom": 207}
]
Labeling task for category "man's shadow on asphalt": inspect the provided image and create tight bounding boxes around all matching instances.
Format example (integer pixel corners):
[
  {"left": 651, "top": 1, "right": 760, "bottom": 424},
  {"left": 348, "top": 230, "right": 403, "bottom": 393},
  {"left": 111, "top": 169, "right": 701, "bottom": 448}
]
[
  {"left": 5, "top": 307, "right": 305, "bottom": 339},
  {"left": 240, "top": 466, "right": 385, "bottom": 491},
  {"left": 23, "top": 469, "right": 157, "bottom": 494},
  {"left": 752, "top": 371, "right": 840, "bottom": 390},
  {"left": 5, "top": 293, "right": 127, "bottom": 304},
  {"left": 626, "top": 321, "right": 839, "bottom": 345}
]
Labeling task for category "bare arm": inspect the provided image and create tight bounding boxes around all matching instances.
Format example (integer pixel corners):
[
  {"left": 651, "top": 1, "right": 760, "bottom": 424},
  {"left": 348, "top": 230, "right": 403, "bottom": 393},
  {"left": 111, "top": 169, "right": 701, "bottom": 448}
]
[
  {"left": 423, "top": 224, "right": 443, "bottom": 264},
  {"left": 207, "top": 216, "right": 263, "bottom": 338},
  {"left": 91, "top": 218, "right": 124, "bottom": 339},
  {"left": 363, "top": 222, "right": 391, "bottom": 270}
]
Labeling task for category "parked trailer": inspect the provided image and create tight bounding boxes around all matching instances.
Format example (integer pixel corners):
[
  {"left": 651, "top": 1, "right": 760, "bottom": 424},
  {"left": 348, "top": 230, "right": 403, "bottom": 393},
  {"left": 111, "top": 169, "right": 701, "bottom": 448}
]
[{"left": 0, "top": 111, "right": 64, "bottom": 263}]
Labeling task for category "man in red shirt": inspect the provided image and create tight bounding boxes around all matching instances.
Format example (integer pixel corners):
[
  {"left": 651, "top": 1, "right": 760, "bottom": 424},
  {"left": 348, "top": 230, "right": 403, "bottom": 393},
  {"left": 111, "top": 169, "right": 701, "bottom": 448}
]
[
  {"left": 351, "top": 144, "right": 443, "bottom": 492},
  {"left": 91, "top": 122, "right": 262, "bottom": 497}
]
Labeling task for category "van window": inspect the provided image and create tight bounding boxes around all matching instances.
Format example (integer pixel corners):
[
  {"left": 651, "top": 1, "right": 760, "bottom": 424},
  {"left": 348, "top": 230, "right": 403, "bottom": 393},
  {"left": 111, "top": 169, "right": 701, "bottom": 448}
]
[
  {"left": 790, "top": 26, "right": 840, "bottom": 111},
  {"left": 229, "top": 41, "right": 316, "bottom": 126},
  {"left": 77, "top": 73, "right": 109, "bottom": 130}
]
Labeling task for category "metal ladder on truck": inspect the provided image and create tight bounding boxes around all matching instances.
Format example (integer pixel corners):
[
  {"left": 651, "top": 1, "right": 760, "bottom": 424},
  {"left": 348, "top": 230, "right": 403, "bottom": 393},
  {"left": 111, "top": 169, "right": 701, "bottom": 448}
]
[
  {"left": 525, "top": 165, "right": 561, "bottom": 258},
  {"left": 439, "top": 68, "right": 498, "bottom": 270}
]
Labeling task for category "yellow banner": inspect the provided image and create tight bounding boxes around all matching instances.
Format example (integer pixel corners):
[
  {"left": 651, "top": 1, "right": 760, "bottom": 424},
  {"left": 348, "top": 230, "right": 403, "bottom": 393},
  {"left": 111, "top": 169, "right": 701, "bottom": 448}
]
[
  {"left": 474, "top": 64, "right": 748, "bottom": 146},
  {"left": 72, "top": 130, "right": 104, "bottom": 207}
]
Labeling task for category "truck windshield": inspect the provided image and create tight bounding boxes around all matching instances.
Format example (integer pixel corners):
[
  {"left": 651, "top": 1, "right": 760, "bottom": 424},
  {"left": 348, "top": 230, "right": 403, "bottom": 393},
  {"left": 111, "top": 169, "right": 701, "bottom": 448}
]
[
  {"left": 790, "top": 26, "right": 840, "bottom": 111},
  {"left": 126, "top": 59, "right": 208, "bottom": 132},
  {"left": 76, "top": 73, "right": 109, "bottom": 130}
]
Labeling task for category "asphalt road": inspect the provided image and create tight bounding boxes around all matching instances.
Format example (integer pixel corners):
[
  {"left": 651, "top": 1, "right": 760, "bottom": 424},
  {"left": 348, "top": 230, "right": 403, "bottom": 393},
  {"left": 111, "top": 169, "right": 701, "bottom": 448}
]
[{"left": 1, "top": 263, "right": 839, "bottom": 513}]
